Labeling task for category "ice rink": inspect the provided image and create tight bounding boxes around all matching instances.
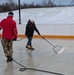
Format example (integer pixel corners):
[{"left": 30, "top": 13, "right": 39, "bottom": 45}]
[
  {"left": 0, "top": 6, "right": 74, "bottom": 75},
  {"left": 0, "top": 38, "right": 74, "bottom": 75}
]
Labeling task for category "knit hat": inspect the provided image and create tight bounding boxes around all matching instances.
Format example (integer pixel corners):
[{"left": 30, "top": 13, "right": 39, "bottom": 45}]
[
  {"left": 8, "top": 11, "right": 14, "bottom": 16},
  {"left": 30, "top": 19, "right": 35, "bottom": 23}
]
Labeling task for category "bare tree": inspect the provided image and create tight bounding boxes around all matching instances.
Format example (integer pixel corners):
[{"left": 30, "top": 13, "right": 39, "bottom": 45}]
[
  {"left": 48, "top": 0, "right": 54, "bottom": 6},
  {"left": 48, "top": 0, "right": 51, "bottom": 6},
  {"left": 42, "top": 0, "right": 48, "bottom": 7},
  {"left": 42, "top": 0, "right": 54, "bottom": 7},
  {"left": 72, "top": 0, "right": 74, "bottom": 5},
  {"left": 7, "top": 0, "right": 15, "bottom": 11}
]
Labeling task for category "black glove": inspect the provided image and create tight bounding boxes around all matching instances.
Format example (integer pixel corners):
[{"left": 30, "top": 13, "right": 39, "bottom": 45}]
[{"left": 13, "top": 38, "right": 16, "bottom": 41}]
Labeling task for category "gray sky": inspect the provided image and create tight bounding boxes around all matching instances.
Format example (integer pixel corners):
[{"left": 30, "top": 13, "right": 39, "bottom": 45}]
[
  {"left": 19, "top": 0, "right": 73, "bottom": 5},
  {"left": 0, "top": 0, "right": 43, "bottom": 4},
  {"left": 0, "top": 0, "right": 73, "bottom": 5},
  {"left": 16, "top": 0, "right": 42, "bottom": 4}
]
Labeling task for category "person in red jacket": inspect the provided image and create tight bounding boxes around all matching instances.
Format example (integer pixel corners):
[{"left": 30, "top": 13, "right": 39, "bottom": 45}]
[{"left": 0, "top": 11, "right": 18, "bottom": 62}]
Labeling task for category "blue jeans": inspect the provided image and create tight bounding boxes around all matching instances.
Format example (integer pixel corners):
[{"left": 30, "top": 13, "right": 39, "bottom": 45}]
[{"left": 27, "top": 36, "right": 32, "bottom": 46}]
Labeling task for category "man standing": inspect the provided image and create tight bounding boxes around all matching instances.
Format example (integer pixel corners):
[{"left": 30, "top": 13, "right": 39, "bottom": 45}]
[{"left": 0, "top": 11, "right": 18, "bottom": 62}]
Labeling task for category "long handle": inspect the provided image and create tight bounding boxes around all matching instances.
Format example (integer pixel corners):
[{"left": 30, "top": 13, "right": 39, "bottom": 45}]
[{"left": 40, "top": 35, "right": 55, "bottom": 47}]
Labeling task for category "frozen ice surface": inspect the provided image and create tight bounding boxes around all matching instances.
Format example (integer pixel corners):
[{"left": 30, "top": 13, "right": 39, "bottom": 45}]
[{"left": 0, "top": 38, "right": 74, "bottom": 75}]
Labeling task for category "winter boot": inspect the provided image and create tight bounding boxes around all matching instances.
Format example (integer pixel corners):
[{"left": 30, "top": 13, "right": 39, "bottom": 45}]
[
  {"left": 28, "top": 46, "right": 34, "bottom": 50},
  {"left": 25, "top": 45, "right": 29, "bottom": 49},
  {"left": 6, "top": 56, "right": 13, "bottom": 62}
]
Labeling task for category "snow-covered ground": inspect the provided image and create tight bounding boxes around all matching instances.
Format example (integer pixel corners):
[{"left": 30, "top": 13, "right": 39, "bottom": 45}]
[
  {"left": 0, "top": 6, "right": 74, "bottom": 25},
  {"left": 0, "top": 6, "right": 74, "bottom": 36}
]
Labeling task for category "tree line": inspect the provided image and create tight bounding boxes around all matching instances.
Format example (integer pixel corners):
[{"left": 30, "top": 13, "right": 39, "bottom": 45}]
[
  {"left": 0, "top": 1, "right": 55, "bottom": 12},
  {"left": 0, "top": 0, "right": 74, "bottom": 13}
]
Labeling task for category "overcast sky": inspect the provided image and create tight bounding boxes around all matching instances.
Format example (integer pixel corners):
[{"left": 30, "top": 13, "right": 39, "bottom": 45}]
[
  {"left": 19, "top": 0, "right": 42, "bottom": 4},
  {"left": 0, "top": 0, "right": 73, "bottom": 5},
  {"left": 0, "top": 0, "right": 43, "bottom": 4}
]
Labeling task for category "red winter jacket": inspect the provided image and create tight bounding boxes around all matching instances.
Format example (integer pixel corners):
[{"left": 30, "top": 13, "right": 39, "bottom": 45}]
[{"left": 0, "top": 16, "right": 18, "bottom": 40}]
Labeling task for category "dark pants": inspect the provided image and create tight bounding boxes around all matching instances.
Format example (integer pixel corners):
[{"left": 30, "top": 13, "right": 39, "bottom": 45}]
[{"left": 27, "top": 36, "right": 32, "bottom": 46}]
